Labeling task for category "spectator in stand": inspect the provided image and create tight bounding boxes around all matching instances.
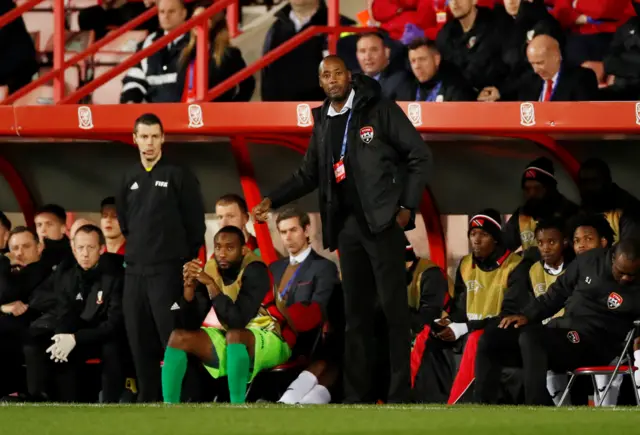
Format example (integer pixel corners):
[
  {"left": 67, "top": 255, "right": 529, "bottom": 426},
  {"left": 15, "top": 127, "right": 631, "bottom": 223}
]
[
  {"left": 271, "top": 208, "right": 340, "bottom": 405},
  {"left": 578, "top": 158, "right": 640, "bottom": 243},
  {"left": 571, "top": 213, "right": 615, "bottom": 256},
  {"left": 0, "top": 212, "right": 11, "bottom": 254},
  {"left": 602, "top": 1, "right": 640, "bottom": 101},
  {"left": 261, "top": 0, "right": 354, "bottom": 101},
  {"left": 100, "top": 197, "right": 126, "bottom": 255},
  {"left": 78, "top": 0, "right": 159, "bottom": 41},
  {"left": 355, "top": 32, "right": 407, "bottom": 99},
  {"left": 0, "top": 0, "right": 38, "bottom": 95},
  {"left": 215, "top": 194, "right": 259, "bottom": 254},
  {"left": 478, "top": 0, "right": 563, "bottom": 102},
  {"left": 120, "top": 0, "right": 189, "bottom": 103},
  {"left": 516, "top": 34, "right": 598, "bottom": 101},
  {"left": 551, "top": 0, "right": 633, "bottom": 65},
  {"left": 179, "top": 1, "right": 255, "bottom": 102},
  {"left": 503, "top": 157, "right": 579, "bottom": 260},
  {"left": 396, "top": 37, "right": 475, "bottom": 101},
  {"left": 23, "top": 225, "right": 125, "bottom": 403},
  {"left": 371, "top": 1, "right": 435, "bottom": 43},
  {"left": 436, "top": 0, "right": 507, "bottom": 92}
]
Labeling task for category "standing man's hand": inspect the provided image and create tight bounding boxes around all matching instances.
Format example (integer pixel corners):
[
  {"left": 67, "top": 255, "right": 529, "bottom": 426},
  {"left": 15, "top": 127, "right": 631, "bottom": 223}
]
[
  {"left": 252, "top": 198, "right": 272, "bottom": 223},
  {"left": 183, "top": 260, "right": 198, "bottom": 302},
  {"left": 396, "top": 208, "right": 411, "bottom": 229},
  {"left": 1, "top": 301, "right": 28, "bottom": 316}
]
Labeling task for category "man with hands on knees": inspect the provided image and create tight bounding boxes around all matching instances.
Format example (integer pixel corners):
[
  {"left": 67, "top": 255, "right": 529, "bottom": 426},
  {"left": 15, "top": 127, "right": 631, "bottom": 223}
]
[
  {"left": 162, "top": 226, "right": 292, "bottom": 404},
  {"left": 476, "top": 239, "right": 640, "bottom": 405},
  {"left": 24, "top": 224, "right": 125, "bottom": 402},
  {"left": 253, "top": 55, "right": 431, "bottom": 404}
]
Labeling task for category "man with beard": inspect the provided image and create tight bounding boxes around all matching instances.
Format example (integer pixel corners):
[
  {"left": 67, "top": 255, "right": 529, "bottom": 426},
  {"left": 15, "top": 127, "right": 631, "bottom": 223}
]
[
  {"left": 578, "top": 158, "right": 640, "bottom": 243},
  {"left": 477, "top": 239, "right": 640, "bottom": 405},
  {"left": 253, "top": 55, "right": 431, "bottom": 403},
  {"left": 503, "top": 157, "right": 579, "bottom": 260}
]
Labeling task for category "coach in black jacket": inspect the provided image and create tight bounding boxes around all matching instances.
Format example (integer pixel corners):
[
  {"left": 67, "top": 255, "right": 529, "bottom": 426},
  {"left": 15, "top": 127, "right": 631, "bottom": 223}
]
[
  {"left": 477, "top": 242, "right": 640, "bottom": 405},
  {"left": 254, "top": 56, "right": 431, "bottom": 404},
  {"left": 116, "top": 113, "right": 205, "bottom": 402},
  {"left": 23, "top": 224, "right": 125, "bottom": 403}
]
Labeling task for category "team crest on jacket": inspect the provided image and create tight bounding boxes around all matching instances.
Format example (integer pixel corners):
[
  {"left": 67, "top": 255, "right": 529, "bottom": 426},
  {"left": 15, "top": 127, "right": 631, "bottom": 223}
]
[
  {"left": 567, "top": 331, "right": 580, "bottom": 344},
  {"left": 607, "top": 292, "right": 623, "bottom": 309},
  {"left": 360, "top": 126, "right": 374, "bottom": 144}
]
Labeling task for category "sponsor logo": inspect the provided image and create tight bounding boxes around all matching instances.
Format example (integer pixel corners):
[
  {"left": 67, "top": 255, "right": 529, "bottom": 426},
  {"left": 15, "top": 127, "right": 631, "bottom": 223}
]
[
  {"left": 97, "top": 290, "right": 103, "bottom": 305},
  {"left": 130, "top": 182, "right": 139, "bottom": 190},
  {"left": 520, "top": 102, "right": 535, "bottom": 126},
  {"left": 585, "top": 276, "right": 591, "bottom": 284},
  {"left": 471, "top": 218, "right": 485, "bottom": 228},
  {"left": 607, "top": 292, "right": 623, "bottom": 310},
  {"left": 407, "top": 103, "right": 422, "bottom": 126},
  {"left": 188, "top": 104, "right": 204, "bottom": 128},
  {"left": 78, "top": 106, "right": 94, "bottom": 130},
  {"left": 635, "top": 102, "right": 640, "bottom": 126},
  {"left": 467, "top": 36, "right": 476, "bottom": 49},
  {"left": 567, "top": 330, "right": 580, "bottom": 344},
  {"left": 360, "top": 126, "right": 374, "bottom": 144},
  {"left": 533, "top": 283, "right": 546, "bottom": 297},
  {"left": 296, "top": 104, "right": 313, "bottom": 127},
  {"left": 155, "top": 181, "right": 168, "bottom": 188}
]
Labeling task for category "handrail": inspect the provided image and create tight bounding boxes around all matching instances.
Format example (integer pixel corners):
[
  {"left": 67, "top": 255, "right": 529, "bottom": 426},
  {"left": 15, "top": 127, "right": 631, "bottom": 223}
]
[
  {"left": 0, "top": 0, "right": 45, "bottom": 29},
  {"left": 2, "top": 6, "right": 159, "bottom": 105},
  {"left": 204, "top": 25, "right": 376, "bottom": 102},
  {"left": 59, "top": 0, "right": 236, "bottom": 104}
]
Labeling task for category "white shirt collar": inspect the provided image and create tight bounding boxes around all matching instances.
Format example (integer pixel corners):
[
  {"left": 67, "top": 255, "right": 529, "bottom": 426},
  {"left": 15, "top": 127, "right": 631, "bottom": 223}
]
[
  {"left": 327, "top": 89, "right": 355, "bottom": 117},
  {"left": 289, "top": 10, "right": 312, "bottom": 32},
  {"left": 290, "top": 246, "right": 312, "bottom": 265},
  {"left": 544, "top": 262, "right": 564, "bottom": 276}
]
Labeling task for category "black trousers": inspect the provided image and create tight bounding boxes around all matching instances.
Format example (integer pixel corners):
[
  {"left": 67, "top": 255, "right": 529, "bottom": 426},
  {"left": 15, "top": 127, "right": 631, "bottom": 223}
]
[
  {"left": 0, "top": 316, "right": 28, "bottom": 396},
  {"left": 475, "top": 322, "right": 613, "bottom": 405},
  {"left": 123, "top": 262, "right": 183, "bottom": 402},
  {"left": 23, "top": 332, "right": 125, "bottom": 402},
  {"left": 338, "top": 214, "right": 410, "bottom": 403}
]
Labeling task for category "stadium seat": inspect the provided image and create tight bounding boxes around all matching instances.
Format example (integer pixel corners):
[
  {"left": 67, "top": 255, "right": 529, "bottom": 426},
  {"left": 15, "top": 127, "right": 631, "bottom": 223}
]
[{"left": 557, "top": 321, "right": 640, "bottom": 406}]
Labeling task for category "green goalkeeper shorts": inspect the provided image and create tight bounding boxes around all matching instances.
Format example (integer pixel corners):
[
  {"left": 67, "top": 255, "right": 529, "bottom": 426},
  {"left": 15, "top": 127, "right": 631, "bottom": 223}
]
[{"left": 201, "top": 327, "right": 291, "bottom": 382}]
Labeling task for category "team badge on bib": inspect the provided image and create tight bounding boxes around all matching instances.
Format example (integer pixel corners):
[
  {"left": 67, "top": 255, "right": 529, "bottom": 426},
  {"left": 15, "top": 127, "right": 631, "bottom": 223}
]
[
  {"left": 360, "top": 126, "right": 374, "bottom": 144},
  {"left": 607, "top": 292, "right": 623, "bottom": 309},
  {"left": 567, "top": 331, "right": 580, "bottom": 344}
]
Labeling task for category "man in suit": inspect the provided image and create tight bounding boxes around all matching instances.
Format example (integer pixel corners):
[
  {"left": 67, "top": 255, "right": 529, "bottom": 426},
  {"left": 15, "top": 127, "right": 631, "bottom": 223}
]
[
  {"left": 355, "top": 32, "right": 408, "bottom": 100},
  {"left": 396, "top": 38, "right": 476, "bottom": 102},
  {"left": 518, "top": 34, "right": 599, "bottom": 101},
  {"left": 270, "top": 207, "right": 340, "bottom": 405}
]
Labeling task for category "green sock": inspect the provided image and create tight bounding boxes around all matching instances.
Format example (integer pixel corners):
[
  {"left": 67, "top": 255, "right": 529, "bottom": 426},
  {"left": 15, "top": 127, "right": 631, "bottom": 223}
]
[
  {"left": 226, "top": 343, "right": 250, "bottom": 404},
  {"left": 162, "top": 346, "right": 188, "bottom": 404}
]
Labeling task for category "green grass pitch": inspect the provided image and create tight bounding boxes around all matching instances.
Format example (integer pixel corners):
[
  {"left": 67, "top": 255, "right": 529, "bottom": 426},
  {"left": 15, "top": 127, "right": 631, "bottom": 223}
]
[{"left": 1, "top": 404, "right": 639, "bottom": 435}]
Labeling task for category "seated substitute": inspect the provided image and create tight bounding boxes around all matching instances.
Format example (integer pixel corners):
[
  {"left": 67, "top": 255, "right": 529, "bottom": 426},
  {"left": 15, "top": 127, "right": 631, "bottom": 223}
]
[
  {"left": 475, "top": 239, "right": 640, "bottom": 405},
  {"left": 162, "top": 226, "right": 296, "bottom": 404},
  {"left": 24, "top": 224, "right": 125, "bottom": 402}
]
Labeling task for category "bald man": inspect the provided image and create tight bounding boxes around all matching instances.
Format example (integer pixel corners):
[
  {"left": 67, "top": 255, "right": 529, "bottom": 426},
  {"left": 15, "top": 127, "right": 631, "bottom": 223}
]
[
  {"left": 253, "top": 55, "right": 431, "bottom": 404},
  {"left": 518, "top": 34, "right": 598, "bottom": 101},
  {"left": 70, "top": 218, "right": 94, "bottom": 241}
]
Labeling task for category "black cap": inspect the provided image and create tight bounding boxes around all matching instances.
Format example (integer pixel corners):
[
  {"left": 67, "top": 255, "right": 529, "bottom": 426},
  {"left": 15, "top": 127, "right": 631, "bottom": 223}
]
[
  {"left": 468, "top": 209, "right": 503, "bottom": 243},
  {"left": 521, "top": 157, "right": 557, "bottom": 189}
]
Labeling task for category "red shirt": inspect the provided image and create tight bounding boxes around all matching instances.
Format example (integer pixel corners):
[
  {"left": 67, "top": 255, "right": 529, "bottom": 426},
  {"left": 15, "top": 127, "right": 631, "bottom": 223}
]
[
  {"left": 101, "top": 241, "right": 126, "bottom": 256},
  {"left": 552, "top": 0, "right": 633, "bottom": 34}
]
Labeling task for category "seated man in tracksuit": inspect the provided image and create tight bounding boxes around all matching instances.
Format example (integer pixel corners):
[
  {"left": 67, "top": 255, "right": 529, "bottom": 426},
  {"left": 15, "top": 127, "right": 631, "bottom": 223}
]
[
  {"left": 162, "top": 226, "right": 305, "bottom": 404},
  {"left": 429, "top": 209, "right": 531, "bottom": 404},
  {"left": 572, "top": 213, "right": 615, "bottom": 256},
  {"left": 406, "top": 242, "right": 455, "bottom": 403},
  {"left": 476, "top": 239, "right": 640, "bottom": 405},
  {"left": 23, "top": 224, "right": 125, "bottom": 402}
]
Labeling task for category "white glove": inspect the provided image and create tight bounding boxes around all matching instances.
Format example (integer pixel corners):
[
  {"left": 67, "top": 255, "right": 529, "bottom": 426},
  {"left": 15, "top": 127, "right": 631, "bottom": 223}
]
[
  {"left": 634, "top": 350, "right": 640, "bottom": 388},
  {"left": 45, "top": 334, "right": 76, "bottom": 363}
]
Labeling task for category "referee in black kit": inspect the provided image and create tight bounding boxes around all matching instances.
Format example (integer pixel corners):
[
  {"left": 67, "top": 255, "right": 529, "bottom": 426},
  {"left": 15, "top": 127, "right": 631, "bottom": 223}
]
[
  {"left": 116, "top": 113, "right": 205, "bottom": 402},
  {"left": 253, "top": 56, "right": 432, "bottom": 403}
]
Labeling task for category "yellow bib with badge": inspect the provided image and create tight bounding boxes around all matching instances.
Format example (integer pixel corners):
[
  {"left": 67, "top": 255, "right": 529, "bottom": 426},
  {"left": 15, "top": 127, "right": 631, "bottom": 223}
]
[
  {"left": 518, "top": 214, "right": 538, "bottom": 250},
  {"left": 603, "top": 209, "right": 622, "bottom": 243},
  {"left": 529, "top": 261, "right": 565, "bottom": 323},
  {"left": 459, "top": 252, "right": 522, "bottom": 321},
  {"left": 407, "top": 259, "right": 454, "bottom": 318},
  {"left": 204, "top": 252, "right": 279, "bottom": 334}
]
